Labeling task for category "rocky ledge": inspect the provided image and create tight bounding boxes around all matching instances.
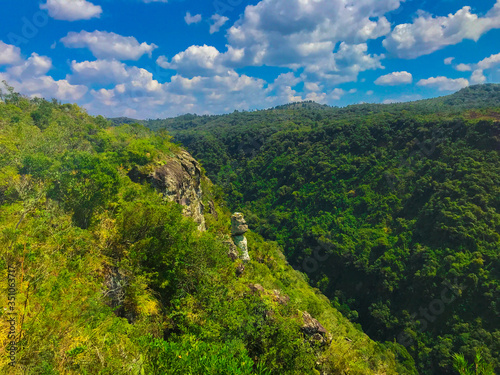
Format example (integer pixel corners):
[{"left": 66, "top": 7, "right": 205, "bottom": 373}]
[{"left": 128, "top": 150, "right": 208, "bottom": 231}]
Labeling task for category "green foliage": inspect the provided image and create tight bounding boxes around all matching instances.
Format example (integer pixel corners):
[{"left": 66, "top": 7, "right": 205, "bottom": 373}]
[
  {"left": 453, "top": 351, "right": 495, "bottom": 375},
  {"left": 141, "top": 335, "right": 258, "bottom": 375},
  {"left": 47, "top": 152, "right": 118, "bottom": 228},
  {"left": 150, "top": 84, "right": 500, "bottom": 374},
  {"left": 0, "top": 89, "right": 411, "bottom": 374}
]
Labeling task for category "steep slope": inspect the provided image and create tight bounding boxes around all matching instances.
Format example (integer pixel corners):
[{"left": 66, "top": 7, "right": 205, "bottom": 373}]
[
  {"left": 0, "top": 91, "right": 415, "bottom": 373},
  {"left": 144, "top": 84, "right": 500, "bottom": 374}
]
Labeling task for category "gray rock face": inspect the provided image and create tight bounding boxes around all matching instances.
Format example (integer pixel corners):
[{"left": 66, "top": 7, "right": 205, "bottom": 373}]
[
  {"left": 301, "top": 311, "right": 327, "bottom": 335},
  {"left": 231, "top": 212, "right": 250, "bottom": 261},
  {"left": 147, "top": 151, "right": 206, "bottom": 231},
  {"left": 231, "top": 212, "right": 248, "bottom": 235},
  {"left": 233, "top": 234, "right": 250, "bottom": 261},
  {"left": 301, "top": 311, "right": 331, "bottom": 346}
]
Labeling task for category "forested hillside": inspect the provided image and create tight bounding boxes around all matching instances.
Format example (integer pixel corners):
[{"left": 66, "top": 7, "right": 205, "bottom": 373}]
[
  {"left": 0, "top": 85, "right": 417, "bottom": 374},
  {"left": 141, "top": 84, "right": 500, "bottom": 374}
]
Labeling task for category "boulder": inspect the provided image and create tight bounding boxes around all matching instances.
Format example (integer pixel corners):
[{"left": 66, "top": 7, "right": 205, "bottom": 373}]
[
  {"left": 233, "top": 234, "right": 250, "bottom": 261},
  {"left": 301, "top": 311, "right": 327, "bottom": 335},
  {"left": 231, "top": 212, "right": 248, "bottom": 235}
]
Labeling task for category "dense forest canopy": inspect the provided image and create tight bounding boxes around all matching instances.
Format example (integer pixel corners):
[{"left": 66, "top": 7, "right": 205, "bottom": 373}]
[
  {"left": 128, "top": 84, "right": 500, "bottom": 374},
  {"left": 0, "top": 84, "right": 419, "bottom": 374}
]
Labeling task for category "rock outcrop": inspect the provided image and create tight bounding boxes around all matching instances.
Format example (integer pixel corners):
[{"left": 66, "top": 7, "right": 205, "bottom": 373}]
[
  {"left": 231, "top": 212, "right": 250, "bottom": 261},
  {"left": 301, "top": 311, "right": 331, "bottom": 346},
  {"left": 128, "top": 150, "right": 207, "bottom": 231}
]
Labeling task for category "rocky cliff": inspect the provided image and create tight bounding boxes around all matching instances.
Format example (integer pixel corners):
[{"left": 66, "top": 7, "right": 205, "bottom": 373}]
[{"left": 128, "top": 150, "right": 207, "bottom": 231}]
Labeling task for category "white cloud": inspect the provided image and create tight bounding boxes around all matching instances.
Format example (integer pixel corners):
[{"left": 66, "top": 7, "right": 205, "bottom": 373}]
[
  {"left": 471, "top": 70, "right": 486, "bottom": 84},
  {"left": 40, "top": 0, "right": 102, "bottom": 21},
  {"left": 476, "top": 52, "right": 500, "bottom": 70},
  {"left": 85, "top": 69, "right": 272, "bottom": 118},
  {"left": 417, "top": 76, "right": 469, "bottom": 91},
  {"left": 7, "top": 53, "right": 52, "bottom": 79},
  {"left": 444, "top": 57, "right": 455, "bottom": 65},
  {"left": 384, "top": 2, "right": 500, "bottom": 59},
  {"left": 472, "top": 52, "right": 500, "bottom": 83},
  {"left": 185, "top": 12, "right": 202, "bottom": 25},
  {"left": 453, "top": 53, "right": 500, "bottom": 84},
  {"left": 61, "top": 31, "right": 158, "bottom": 60},
  {"left": 330, "top": 88, "right": 345, "bottom": 100},
  {"left": 300, "top": 42, "right": 384, "bottom": 85},
  {"left": 455, "top": 63, "right": 472, "bottom": 72},
  {"left": 304, "top": 81, "right": 322, "bottom": 92},
  {"left": 0, "top": 41, "right": 22, "bottom": 65},
  {"left": 210, "top": 14, "right": 229, "bottom": 34},
  {"left": 227, "top": 0, "right": 397, "bottom": 67},
  {"left": 157, "top": 45, "right": 227, "bottom": 77},
  {"left": 268, "top": 72, "right": 303, "bottom": 103},
  {"left": 150, "top": 0, "right": 400, "bottom": 102},
  {"left": 223, "top": 0, "right": 398, "bottom": 84},
  {"left": 374, "top": 71, "right": 412, "bottom": 85},
  {"left": 68, "top": 59, "right": 133, "bottom": 85},
  {"left": 0, "top": 53, "right": 87, "bottom": 101}
]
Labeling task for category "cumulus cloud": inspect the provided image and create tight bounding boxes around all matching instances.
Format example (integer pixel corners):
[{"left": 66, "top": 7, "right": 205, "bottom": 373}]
[
  {"left": 157, "top": 45, "right": 228, "bottom": 77},
  {"left": 0, "top": 53, "right": 87, "bottom": 101},
  {"left": 149, "top": 0, "right": 404, "bottom": 105},
  {"left": 210, "top": 14, "right": 229, "bottom": 34},
  {"left": 0, "top": 41, "right": 22, "bottom": 65},
  {"left": 68, "top": 59, "right": 134, "bottom": 85},
  {"left": 217, "top": 0, "right": 400, "bottom": 86},
  {"left": 374, "top": 71, "right": 412, "bottom": 85},
  {"left": 226, "top": 0, "right": 401, "bottom": 68},
  {"left": 383, "top": 2, "right": 500, "bottom": 59},
  {"left": 84, "top": 64, "right": 172, "bottom": 118},
  {"left": 301, "top": 42, "right": 384, "bottom": 85},
  {"left": 330, "top": 88, "right": 346, "bottom": 100},
  {"left": 417, "top": 76, "right": 469, "bottom": 91},
  {"left": 61, "top": 31, "right": 158, "bottom": 60},
  {"left": 471, "top": 70, "right": 486, "bottom": 85},
  {"left": 40, "top": 0, "right": 102, "bottom": 21},
  {"left": 7, "top": 53, "right": 52, "bottom": 79},
  {"left": 476, "top": 52, "right": 500, "bottom": 70},
  {"left": 462, "top": 52, "right": 500, "bottom": 84},
  {"left": 455, "top": 63, "right": 472, "bottom": 72},
  {"left": 84, "top": 69, "right": 272, "bottom": 119},
  {"left": 185, "top": 12, "right": 202, "bottom": 25},
  {"left": 450, "top": 52, "right": 500, "bottom": 84}
]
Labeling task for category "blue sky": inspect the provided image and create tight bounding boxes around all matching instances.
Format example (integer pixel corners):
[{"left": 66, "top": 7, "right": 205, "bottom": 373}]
[{"left": 1, "top": 0, "right": 500, "bottom": 119}]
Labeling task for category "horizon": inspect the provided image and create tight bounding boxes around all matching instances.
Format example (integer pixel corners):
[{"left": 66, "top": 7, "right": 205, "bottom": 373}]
[
  {"left": 107, "top": 83, "right": 496, "bottom": 121},
  {"left": 1, "top": 0, "right": 500, "bottom": 119}
]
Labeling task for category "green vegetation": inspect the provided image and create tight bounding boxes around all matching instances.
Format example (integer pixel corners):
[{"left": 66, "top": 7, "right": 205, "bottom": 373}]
[
  {"left": 453, "top": 351, "right": 495, "bottom": 375},
  {"left": 0, "top": 86, "right": 414, "bottom": 374},
  {"left": 141, "top": 84, "right": 500, "bottom": 374}
]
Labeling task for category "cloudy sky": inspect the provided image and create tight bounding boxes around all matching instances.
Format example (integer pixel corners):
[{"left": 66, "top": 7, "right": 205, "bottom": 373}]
[{"left": 1, "top": 0, "right": 500, "bottom": 119}]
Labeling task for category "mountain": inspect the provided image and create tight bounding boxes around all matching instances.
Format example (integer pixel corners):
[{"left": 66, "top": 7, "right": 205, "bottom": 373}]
[
  {"left": 0, "top": 91, "right": 416, "bottom": 373},
  {"left": 134, "top": 84, "right": 500, "bottom": 374}
]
